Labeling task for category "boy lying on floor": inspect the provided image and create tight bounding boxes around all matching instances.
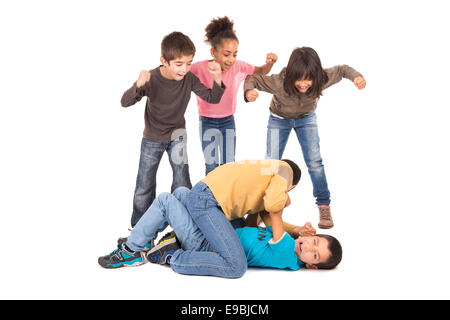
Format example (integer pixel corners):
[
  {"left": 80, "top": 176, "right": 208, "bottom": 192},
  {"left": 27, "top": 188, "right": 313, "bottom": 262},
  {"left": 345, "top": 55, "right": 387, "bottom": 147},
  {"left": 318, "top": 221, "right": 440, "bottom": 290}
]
[{"left": 98, "top": 187, "right": 342, "bottom": 275}]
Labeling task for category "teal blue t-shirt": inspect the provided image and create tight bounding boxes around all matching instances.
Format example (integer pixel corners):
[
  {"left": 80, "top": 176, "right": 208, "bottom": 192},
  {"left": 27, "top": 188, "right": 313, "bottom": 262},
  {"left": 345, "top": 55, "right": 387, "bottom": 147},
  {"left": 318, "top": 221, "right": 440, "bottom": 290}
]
[{"left": 235, "top": 226, "right": 304, "bottom": 270}]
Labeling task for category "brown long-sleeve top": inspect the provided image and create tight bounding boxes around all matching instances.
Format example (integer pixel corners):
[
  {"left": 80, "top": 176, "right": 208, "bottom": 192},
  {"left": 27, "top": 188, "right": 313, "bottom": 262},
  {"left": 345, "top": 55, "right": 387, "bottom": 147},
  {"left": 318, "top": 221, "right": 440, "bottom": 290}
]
[
  {"left": 244, "top": 65, "right": 362, "bottom": 119},
  {"left": 121, "top": 67, "right": 225, "bottom": 142}
]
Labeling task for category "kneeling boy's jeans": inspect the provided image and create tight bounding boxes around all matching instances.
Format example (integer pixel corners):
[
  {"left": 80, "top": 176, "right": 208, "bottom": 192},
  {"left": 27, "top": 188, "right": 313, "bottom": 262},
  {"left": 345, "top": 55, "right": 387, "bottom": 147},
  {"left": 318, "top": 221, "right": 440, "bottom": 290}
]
[
  {"left": 131, "top": 136, "right": 192, "bottom": 228},
  {"left": 127, "top": 184, "right": 247, "bottom": 278}
]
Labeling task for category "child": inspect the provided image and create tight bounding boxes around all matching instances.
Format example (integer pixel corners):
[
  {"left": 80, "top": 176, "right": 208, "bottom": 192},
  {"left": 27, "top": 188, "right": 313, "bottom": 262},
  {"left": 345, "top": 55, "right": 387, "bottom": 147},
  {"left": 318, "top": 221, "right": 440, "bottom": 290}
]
[
  {"left": 120, "top": 32, "right": 226, "bottom": 228},
  {"left": 99, "top": 159, "right": 302, "bottom": 278},
  {"left": 244, "top": 47, "right": 367, "bottom": 229},
  {"left": 98, "top": 186, "right": 342, "bottom": 275},
  {"left": 190, "top": 16, "right": 278, "bottom": 175}
]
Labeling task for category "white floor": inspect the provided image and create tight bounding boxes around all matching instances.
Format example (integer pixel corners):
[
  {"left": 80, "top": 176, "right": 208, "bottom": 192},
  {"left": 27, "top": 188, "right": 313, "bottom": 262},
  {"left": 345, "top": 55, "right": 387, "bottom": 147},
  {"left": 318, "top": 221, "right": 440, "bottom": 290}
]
[{"left": 1, "top": 0, "right": 450, "bottom": 300}]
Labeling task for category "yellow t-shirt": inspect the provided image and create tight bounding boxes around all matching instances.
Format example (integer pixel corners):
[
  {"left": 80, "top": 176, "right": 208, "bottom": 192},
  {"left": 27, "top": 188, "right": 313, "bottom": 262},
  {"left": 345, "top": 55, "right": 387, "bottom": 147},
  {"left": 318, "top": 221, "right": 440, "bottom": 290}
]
[{"left": 202, "top": 159, "right": 293, "bottom": 221}]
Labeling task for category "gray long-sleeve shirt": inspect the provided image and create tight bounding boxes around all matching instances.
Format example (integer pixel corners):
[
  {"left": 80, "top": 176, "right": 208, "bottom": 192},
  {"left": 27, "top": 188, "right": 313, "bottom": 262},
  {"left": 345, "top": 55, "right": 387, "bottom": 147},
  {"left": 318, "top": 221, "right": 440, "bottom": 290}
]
[
  {"left": 244, "top": 65, "right": 362, "bottom": 119},
  {"left": 121, "top": 67, "right": 225, "bottom": 142}
]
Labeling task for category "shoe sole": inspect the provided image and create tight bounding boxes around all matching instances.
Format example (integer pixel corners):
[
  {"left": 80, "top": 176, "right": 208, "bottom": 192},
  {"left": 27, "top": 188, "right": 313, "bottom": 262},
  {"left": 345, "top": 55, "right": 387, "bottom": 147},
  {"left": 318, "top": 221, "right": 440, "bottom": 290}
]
[{"left": 318, "top": 224, "right": 334, "bottom": 229}]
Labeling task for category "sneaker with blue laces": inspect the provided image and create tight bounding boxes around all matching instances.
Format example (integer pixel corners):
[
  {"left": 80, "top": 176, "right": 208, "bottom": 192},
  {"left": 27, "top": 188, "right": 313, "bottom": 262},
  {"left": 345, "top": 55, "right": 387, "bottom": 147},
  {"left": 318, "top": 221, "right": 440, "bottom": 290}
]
[
  {"left": 146, "top": 233, "right": 180, "bottom": 265},
  {"left": 98, "top": 243, "right": 145, "bottom": 269}
]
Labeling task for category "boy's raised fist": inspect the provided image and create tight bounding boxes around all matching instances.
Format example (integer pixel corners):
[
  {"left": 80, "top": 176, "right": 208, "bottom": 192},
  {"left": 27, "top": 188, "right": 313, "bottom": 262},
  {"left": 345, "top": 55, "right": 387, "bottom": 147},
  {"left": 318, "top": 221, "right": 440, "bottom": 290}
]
[
  {"left": 207, "top": 60, "right": 221, "bottom": 76},
  {"left": 136, "top": 70, "right": 151, "bottom": 88}
]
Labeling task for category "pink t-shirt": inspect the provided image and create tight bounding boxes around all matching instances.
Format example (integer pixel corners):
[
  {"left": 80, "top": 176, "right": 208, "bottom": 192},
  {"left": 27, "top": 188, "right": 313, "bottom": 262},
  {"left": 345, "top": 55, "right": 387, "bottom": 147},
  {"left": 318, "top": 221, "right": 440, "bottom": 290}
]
[{"left": 190, "top": 60, "right": 255, "bottom": 118}]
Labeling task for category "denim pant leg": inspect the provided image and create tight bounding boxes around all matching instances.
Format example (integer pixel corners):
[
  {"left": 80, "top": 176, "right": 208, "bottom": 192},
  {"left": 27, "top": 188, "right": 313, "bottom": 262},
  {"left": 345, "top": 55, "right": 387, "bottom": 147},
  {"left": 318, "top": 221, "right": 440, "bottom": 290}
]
[
  {"left": 131, "top": 138, "right": 165, "bottom": 228},
  {"left": 265, "top": 114, "right": 293, "bottom": 159},
  {"left": 169, "top": 182, "right": 247, "bottom": 278},
  {"left": 167, "top": 134, "right": 192, "bottom": 192},
  {"left": 126, "top": 188, "right": 209, "bottom": 252},
  {"left": 294, "top": 113, "right": 331, "bottom": 205},
  {"left": 199, "top": 115, "right": 236, "bottom": 175}
]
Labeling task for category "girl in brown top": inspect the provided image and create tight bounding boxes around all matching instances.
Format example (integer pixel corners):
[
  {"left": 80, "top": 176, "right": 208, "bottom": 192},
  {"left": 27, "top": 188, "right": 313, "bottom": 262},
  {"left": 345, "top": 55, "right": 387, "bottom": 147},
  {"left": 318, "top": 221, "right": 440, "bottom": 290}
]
[{"left": 244, "top": 47, "right": 366, "bottom": 229}]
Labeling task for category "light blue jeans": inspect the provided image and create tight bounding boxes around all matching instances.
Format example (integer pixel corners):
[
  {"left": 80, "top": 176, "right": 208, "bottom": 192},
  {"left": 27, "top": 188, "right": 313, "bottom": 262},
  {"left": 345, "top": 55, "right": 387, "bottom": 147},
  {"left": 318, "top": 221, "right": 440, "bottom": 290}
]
[
  {"left": 266, "top": 113, "right": 331, "bottom": 205},
  {"left": 127, "top": 183, "right": 247, "bottom": 278}
]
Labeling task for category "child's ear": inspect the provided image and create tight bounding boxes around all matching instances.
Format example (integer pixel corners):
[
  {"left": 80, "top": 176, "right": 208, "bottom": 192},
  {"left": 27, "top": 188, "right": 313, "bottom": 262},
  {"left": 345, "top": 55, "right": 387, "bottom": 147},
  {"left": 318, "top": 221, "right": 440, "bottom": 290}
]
[
  {"left": 305, "top": 264, "right": 318, "bottom": 270},
  {"left": 160, "top": 56, "right": 168, "bottom": 66},
  {"left": 210, "top": 48, "right": 216, "bottom": 59}
]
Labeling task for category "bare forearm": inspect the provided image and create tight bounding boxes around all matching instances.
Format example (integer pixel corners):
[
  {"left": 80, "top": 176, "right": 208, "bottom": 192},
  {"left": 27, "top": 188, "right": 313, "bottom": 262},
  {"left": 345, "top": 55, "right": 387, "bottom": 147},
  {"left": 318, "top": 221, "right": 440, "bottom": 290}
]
[{"left": 254, "top": 63, "right": 274, "bottom": 75}]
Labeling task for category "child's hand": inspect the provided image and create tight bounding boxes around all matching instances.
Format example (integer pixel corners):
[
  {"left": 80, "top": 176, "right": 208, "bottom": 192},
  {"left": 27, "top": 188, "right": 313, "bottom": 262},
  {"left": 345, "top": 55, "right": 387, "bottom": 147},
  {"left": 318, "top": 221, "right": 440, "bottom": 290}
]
[
  {"left": 266, "top": 53, "right": 278, "bottom": 65},
  {"left": 136, "top": 70, "right": 151, "bottom": 88},
  {"left": 293, "top": 222, "right": 316, "bottom": 238},
  {"left": 353, "top": 75, "right": 366, "bottom": 90},
  {"left": 208, "top": 60, "right": 222, "bottom": 76},
  {"left": 208, "top": 60, "right": 222, "bottom": 84},
  {"left": 245, "top": 90, "right": 259, "bottom": 102}
]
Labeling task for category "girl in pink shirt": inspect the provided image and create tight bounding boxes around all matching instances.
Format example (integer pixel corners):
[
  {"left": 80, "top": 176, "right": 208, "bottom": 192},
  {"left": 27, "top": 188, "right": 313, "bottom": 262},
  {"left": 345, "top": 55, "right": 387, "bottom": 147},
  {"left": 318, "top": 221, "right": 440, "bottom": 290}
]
[{"left": 190, "top": 16, "right": 278, "bottom": 175}]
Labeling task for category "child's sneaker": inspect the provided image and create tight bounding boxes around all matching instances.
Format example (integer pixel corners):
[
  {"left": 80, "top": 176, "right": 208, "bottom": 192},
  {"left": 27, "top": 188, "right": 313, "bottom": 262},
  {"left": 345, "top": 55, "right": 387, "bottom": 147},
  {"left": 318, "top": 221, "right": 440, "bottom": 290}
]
[
  {"left": 98, "top": 243, "right": 145, "bottom": 269},
  {"left": 117, "top": 237, "right": 154, "bottom": 252},
  {"left": 157, "top": 230, "right": 180, "bottom": 246},
  {"left": 318, "top": 205, "right": 334, "bottom": 229},
  {"left": 146, "top": 233, "right": 180, "bottom": 265}
]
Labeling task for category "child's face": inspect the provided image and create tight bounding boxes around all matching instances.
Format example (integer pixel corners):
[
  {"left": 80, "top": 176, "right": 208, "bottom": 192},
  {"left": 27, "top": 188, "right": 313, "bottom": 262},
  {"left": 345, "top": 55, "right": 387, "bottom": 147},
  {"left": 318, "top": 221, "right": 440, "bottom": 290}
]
[
  {"left": 211, "top": 39, "right": 238, "bottom": 72},
  {"left": 295, "top": 78, "right": 313, "bottom": 93},
  {"left": 161, "top": 55, "right": 194, "bottom": 81},
  {"left": 294, "top": 235, "right": 330, "bottom": 268}
]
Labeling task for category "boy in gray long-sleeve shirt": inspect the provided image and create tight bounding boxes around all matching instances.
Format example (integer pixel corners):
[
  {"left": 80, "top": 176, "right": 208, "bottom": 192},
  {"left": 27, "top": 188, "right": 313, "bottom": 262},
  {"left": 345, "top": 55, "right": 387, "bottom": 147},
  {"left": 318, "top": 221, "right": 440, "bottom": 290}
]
[{"left": 121, "top": 32, "right": 225, "bottom": 228}]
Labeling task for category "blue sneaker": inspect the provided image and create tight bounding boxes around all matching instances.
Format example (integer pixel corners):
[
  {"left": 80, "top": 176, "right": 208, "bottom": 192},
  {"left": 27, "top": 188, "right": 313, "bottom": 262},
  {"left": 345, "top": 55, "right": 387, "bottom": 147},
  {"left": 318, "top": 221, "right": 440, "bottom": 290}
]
[
  {"left": 146, "top": 233, "right": 180, "bottom": 265},
  {"left": 98, "top": 243, "right": 145, "bottom": 269}
]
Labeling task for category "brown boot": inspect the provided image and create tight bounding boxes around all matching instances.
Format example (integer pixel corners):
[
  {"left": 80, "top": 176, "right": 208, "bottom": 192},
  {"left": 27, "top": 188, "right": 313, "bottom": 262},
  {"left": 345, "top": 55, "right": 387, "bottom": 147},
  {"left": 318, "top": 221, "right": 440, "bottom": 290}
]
[{"left": 318, "top": 205, "right": 334, "bottom": 229}]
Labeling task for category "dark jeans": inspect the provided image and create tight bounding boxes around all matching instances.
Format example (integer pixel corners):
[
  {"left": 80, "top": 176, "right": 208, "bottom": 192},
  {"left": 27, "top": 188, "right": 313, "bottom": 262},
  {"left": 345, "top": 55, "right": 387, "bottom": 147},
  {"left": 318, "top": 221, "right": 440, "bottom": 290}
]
[
  {"left": 130, "top": 136, "right": 192, "bottom": 227},
  {"left": 199, "top": 115, "right": 236, "bottom": 175}
]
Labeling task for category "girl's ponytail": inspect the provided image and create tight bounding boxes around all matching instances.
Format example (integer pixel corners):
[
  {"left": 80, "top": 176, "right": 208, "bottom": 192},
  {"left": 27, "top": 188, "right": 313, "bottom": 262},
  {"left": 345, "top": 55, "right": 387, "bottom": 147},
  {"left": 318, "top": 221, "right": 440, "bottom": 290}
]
[{"left": 205, "top": 16, "right": 238, "bottom": 49}]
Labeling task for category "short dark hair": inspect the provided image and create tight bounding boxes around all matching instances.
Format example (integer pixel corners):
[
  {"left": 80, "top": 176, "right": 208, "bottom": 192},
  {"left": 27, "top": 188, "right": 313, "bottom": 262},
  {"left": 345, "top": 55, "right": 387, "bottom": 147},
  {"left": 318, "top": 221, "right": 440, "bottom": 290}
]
[
  {"left": 204, "top": 16, "right": 239, "bottom": 49},
  {"left": 283, "top": 47, "right": 329, "bottom": 98},
  {"left": 161, "top": 32, "right": 196, "bottom": 63},
  {"left": 281, "top": 159, "right": 301, "bottom": 186},
  {"left": 315, "top": 234, "right": 342, "bottom": 270}
]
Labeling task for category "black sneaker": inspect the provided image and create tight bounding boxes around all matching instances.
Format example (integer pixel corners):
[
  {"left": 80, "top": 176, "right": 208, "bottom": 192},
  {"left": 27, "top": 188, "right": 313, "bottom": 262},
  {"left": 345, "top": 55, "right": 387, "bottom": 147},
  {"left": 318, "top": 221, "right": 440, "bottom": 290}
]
[
  {"left": 146, "top": 232, "right": 180, "bottom": 265},
  {"left": 157, "top": 230, "right": 181, "bottom": 246},
  {"left": 98, "top": 243, "right": 145, "bottom": 269}
]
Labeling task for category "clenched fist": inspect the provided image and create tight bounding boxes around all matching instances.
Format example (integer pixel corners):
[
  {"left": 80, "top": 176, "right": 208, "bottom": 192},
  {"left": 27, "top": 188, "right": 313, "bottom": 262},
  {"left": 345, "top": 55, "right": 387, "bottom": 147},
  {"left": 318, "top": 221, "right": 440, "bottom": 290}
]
[
  {"left": 293, "top": 222, "right": 316, "bottom": 238},
  {"left": 353, "top": 75, "right": 366, "bottom": 90},
  {"left": 136, "top": 70, "right": 151, "bottom": 88},
  {"left": 208, "top": 60, "right": 222, "bottom": 76},
  {"left": 266, "top": 53, "right": 278, "bottom": 65},
  {"left": 245, "top": 90, "right": 259, "bottom": 102},
  {"left": 208, "top": 60, "right": 222, "bottom": 85}
]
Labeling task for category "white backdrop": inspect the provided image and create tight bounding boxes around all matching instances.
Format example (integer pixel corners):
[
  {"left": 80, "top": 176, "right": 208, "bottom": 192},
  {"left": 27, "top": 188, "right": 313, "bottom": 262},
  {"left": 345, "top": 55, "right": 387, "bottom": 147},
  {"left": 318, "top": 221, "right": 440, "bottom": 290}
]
[{"left": 1, "top": 0, "right": 450, "bottom": 299}]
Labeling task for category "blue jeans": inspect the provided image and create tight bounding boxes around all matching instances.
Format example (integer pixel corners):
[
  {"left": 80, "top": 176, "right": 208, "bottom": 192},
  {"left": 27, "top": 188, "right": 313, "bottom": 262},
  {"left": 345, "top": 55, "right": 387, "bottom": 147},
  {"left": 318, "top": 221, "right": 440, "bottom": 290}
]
[
  {"left": 199, "top": 115, "right": 236, "bottom": 175},
  {"left": 131, "top": 136, "right": 192, "bottom": 227},
  {"left": 127, "top": 187, "right": 213, "bottom": 252},
  {"left": 127, "top": 184, "right": 247, "bottom": 278},
  {"left": 266, "top": 113, "right": 330, "bottom": 205}
]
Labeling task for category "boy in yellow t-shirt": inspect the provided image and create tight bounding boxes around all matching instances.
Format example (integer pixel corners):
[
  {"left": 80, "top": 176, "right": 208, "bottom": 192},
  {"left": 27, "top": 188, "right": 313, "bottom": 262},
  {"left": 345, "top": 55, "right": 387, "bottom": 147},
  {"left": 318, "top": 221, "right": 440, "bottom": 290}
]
[{"left": 99, "top": 159, "right": 301, "bottom": 278}]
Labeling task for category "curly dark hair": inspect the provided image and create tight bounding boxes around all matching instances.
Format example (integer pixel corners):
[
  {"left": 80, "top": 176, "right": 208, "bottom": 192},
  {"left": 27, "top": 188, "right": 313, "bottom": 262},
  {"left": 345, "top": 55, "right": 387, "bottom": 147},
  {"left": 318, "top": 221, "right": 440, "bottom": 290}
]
[{"left": 204, "top": 16, "right": 239, "bottom": 49}]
